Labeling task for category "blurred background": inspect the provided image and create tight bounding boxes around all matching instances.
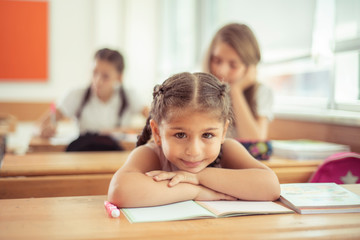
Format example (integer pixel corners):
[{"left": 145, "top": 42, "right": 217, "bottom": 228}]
[{"left": 0, "top": 0, "right": 359, "bottom": 153}]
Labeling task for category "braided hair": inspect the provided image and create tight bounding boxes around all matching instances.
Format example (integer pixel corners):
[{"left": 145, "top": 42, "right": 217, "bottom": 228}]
[{"left": 136, "top": 72, "right": 232, "bottom": 147}]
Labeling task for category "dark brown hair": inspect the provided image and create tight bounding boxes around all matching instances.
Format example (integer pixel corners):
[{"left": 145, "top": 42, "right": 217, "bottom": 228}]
[
  {"left": 203, "top": 23, "right": 261, "bottom": 118},
  {"left": 136, "top": 72, "right": 232, "bottom": 147},
  {"left": 76, "top": 48, "right": 128, "bottom": 120}
]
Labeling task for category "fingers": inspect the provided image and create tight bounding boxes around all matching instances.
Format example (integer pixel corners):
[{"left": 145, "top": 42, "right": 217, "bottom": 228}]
[
  {"left": 168, "top": 174, "right": 185, "bottom": 187},
  {"left": 145, "top": 171, "right": 175, "bottom": 182},
  {"left": 145, "top": 171, "right": 197, "bottom": 187},
  {"left": 145, "top": 171, "right": 163, "bottom": 177}
]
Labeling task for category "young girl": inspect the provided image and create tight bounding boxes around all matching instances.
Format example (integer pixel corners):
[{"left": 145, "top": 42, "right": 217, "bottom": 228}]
[
  {"left": 37, "top": 48, "right": 147, "bottom": 149},
  {"left": 108, "top": 72, "right": 280, "bottom": 208},
  {"left": 203, "top": 23, "right": 273, "bottom": 141}
]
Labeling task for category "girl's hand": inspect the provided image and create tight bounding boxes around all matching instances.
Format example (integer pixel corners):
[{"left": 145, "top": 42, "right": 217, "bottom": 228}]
[
  {"left": 196, "top": 186, "right": 237, "bottom": 201},
  {"left": 146, "top": 170, "right": 199, "bottom": 187},
  {"left": 40, "top": 123, "right": 56, "bottom": 138},
  {"left": 229, "top": 65, "right": 257, "bottom": 91}
]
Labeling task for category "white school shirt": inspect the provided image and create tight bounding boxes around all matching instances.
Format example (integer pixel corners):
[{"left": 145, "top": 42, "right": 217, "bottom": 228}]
[
  {"left": 57, "top": 86, "right": 144, "bottom": 134},
  {"left": 256, "top": 83, "right": 274, "bottom": 121}
]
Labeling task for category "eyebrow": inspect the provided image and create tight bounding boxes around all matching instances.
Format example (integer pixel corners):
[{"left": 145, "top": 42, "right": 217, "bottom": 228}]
[{"left": 169, "top": 127, "right": 220, "bottom": 131}]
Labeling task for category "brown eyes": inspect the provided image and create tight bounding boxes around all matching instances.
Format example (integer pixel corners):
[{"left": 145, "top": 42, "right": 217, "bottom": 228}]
[
  {"left": 174, "top": 132, "right": 214, "bottom": 139},
  {"left": 202, "top": 133, "right": 214, "bottom": 139},
  {"left": 175, "top": 132, "right": 186, "bottom": 139},
  {"left": 211, "top": 57, "right": 239, "bottom": 69}
]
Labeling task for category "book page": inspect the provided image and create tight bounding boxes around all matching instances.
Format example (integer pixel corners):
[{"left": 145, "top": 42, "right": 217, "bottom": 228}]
[
  {"left": 122, "top": 200, "right": 215, "bottom": 223},
  {"left": 196, "top": 200, "right": 293, "bottom": 216}
]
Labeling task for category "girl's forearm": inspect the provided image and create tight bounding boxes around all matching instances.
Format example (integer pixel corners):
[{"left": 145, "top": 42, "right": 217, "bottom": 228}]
[
  {"left": 229, "top": 88, "right": 263, "bottom": 139},
  {"left": 197, "top": 167, "right": 280, "bottom": 201},
  {"left": 108, "top": 171, "right": 200, "bottom": 207}
]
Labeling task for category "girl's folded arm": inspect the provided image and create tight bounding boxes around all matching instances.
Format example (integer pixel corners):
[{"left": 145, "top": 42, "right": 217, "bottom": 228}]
[
  {"left": 107, "top": 146, "right": 199, "bottom": 207},
  {"left": 197, "top": 139, "right": 280, "bottom": 201}
]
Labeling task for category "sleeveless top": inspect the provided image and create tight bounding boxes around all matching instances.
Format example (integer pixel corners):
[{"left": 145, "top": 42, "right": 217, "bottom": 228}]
[{"left": 144, "top": 142, "right": 222, "bottom": 171}]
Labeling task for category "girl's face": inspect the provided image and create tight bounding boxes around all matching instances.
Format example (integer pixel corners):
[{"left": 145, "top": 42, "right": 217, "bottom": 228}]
[
  {"left": 91, "top": 59, "right": 122, "bottom": 101},
  {"left": 210, "top": 41, "right": 247, "bottom": 85},
  {"left": 151, "top": 109, "right": 228, "bottom": 173}
]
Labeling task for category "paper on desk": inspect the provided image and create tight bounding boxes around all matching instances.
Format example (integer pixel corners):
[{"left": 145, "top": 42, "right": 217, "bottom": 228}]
[{"left": 122, "top": 200, "right": 215, "bottom": 223}]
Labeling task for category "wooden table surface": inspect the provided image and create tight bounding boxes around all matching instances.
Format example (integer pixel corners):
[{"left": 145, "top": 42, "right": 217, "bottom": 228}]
[{"left": 0, "top": 184, "right": 359, "bottom": 240}]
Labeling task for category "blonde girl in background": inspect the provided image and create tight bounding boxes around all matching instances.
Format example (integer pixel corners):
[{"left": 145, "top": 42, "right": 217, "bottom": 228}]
[
  {"left": 203, "top": 23, "right": 273, "bottom": 141},
  {"left": 108, "top": 72, "right": 280, "bottom": 207}
]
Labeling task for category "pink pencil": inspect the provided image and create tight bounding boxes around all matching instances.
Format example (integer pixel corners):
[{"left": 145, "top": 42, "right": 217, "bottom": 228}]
[{"left": 50, "top": 102, "right": 56, "bottom": 124}]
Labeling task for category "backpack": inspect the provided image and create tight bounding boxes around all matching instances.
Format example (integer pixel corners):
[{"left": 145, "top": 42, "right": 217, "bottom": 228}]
[
  {"left": 66, "top": 133, "right": 124, "bottom": 152},
  {"left": 309, "top": 152, "right": 360, "bottom": 184},
  {"left": 239, "top": 140, "right": 272, "bottom": 160}
]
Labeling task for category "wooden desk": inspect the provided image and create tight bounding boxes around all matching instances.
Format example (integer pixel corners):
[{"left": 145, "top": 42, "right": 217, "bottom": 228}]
[
  {"left": 0, "top": 152, "right": 322, "bottom": 199},
  {"left": 265, "top": 157, "right": 323, "bottom": 183},
  {"left": 0, "top": 152, "right": 129, "bottom": 199},
  {"left": 0, "top": 185, "right": 359, "bottom": 240},
  {"left": 0, "top": 151, "right": 130, "bottom": 177}
]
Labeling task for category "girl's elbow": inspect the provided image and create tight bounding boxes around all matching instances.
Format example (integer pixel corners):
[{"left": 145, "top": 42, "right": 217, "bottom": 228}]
[
  {"left": 269, "top": 173, "right": 281, "bottom": 201},
  {"left": 268, "top": 185, "right": 281, "bottom": 201},
  {"left": 107, "top": 183, "right": 121, "bottom": 207},
  {"left": 107, "top": 183, "right": 133, "bottom": 208},
  {"left": 262, "top": 171, "right": 281, "bottom": 201},
  {"left": 107, "top": 174, "right": 132, "bottom": 208}
]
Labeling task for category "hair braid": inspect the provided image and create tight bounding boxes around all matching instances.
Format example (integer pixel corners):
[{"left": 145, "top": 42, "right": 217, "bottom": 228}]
[{"left": 136, "top": 116, "right": 152, "bottom": 147}]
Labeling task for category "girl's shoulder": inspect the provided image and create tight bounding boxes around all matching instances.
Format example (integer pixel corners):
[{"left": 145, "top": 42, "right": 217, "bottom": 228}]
[
  {"left": 220, "top": 138, "right": 255, "bottom": 168},
  {"left": 255, "top": 83, "right": 273, "bottom": 97},
  {"left": 221, "top": 138, "right": 249, "bottom": 160},
  {"left": 129, "top": 142, "right": 158, "bottom": 159},
  {"left": 67, "top": 86, "right": 89, "bottom": 95},
  {"left": 61, "top": 87, "right": 89, "bottom": 102},
  {"left": 222, "top": 138, "right": 243, "bottom": 148},
  {"left": 123, "top": 143, "right": 161, "bottom": 172}
]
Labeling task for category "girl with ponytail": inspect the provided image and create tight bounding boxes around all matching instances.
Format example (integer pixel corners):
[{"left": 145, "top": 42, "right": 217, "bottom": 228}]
[{"left": 36, "top": 48, "right": 147, "bottom": 151}]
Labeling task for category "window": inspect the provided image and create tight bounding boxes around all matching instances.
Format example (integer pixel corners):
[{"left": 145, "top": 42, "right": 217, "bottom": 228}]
[
  {"left": 159, "top": 0, "right": 360, "bottom": 124},
  {"left": 333, "top": 0, "right": 360, "bottom": 111}
]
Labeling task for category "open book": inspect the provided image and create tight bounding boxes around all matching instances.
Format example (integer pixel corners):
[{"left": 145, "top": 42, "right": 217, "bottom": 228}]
[
  {"left": 280, "top": 183, "right": 360, "bottom": 214},
  {"left": 121, "top": 200, "right": 293, "bottom": 223}
]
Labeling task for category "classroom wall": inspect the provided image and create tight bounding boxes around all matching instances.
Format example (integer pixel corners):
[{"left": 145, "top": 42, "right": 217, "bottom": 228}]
[
  {"left": 0, "top": 0, "right": 156, "bottom": 104},
  {"left": 0, "top": 0, "right": 93, "bottom": 101}
]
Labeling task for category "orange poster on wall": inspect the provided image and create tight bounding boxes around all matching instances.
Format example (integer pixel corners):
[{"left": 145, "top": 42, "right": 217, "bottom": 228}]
[{"left": 0, "top": 0, "right": 48, "bottom": 81}]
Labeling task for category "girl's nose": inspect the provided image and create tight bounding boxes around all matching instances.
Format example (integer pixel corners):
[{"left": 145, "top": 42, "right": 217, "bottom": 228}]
[
  {"left": 185, "top": 139, "right": 201, "bottom": 159},
  {"left": 93, "top": 74, "right": 102, "bottom": 86},
  {"left": 217, "top": 64, "right": 230, "bottom": 80}
]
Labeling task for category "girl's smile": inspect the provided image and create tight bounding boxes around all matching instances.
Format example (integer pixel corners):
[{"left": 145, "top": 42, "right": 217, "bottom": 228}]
[{"left": 181, "top": 159, "right": 203, "bottom": 168}]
